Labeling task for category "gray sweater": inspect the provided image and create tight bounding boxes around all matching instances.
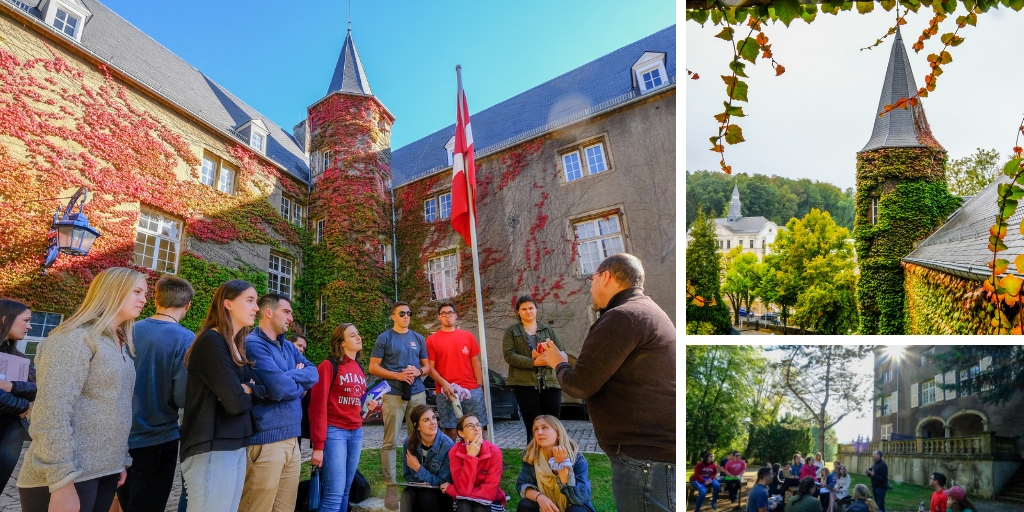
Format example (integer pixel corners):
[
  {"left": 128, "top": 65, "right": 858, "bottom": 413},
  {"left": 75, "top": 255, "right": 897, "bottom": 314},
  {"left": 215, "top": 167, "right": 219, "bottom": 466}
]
[{"left": 17, "top": 324, "right": 136, "bottom": 492}]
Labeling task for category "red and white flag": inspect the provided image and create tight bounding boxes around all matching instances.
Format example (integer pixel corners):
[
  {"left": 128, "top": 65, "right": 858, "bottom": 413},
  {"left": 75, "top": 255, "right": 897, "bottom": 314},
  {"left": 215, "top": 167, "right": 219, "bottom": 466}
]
[{"left": 451, "top": 69, "right": 476, "bottom": 245}]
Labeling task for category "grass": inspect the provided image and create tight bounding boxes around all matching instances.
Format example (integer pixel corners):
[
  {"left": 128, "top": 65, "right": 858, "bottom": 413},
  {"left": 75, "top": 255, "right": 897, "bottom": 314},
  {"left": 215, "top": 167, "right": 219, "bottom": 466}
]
[{"left": 301, "top": 448, "right": 615, "bottom": 510}]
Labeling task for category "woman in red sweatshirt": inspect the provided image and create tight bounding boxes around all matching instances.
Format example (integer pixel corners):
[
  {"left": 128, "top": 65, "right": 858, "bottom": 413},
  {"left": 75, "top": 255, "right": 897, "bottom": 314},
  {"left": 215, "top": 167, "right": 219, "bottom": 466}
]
[
  {"left": 441, "top": 415, "right": 506, "bottom": 511},
  {"left": 689, "top": 452, "right": 720, "bottom": 512},
  {"left": 309, "top": 323, "right": 378, "bottom": 512}
]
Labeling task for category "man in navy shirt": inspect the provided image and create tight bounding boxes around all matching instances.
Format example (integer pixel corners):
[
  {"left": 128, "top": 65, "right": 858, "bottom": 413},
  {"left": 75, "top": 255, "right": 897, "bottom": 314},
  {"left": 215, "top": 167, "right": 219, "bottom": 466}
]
[
  {"left": 747, "top": 467, "right": 776, "bottom": 512},
  {"left": 370, "top": 301, "right": 430, "bottom": 510}
]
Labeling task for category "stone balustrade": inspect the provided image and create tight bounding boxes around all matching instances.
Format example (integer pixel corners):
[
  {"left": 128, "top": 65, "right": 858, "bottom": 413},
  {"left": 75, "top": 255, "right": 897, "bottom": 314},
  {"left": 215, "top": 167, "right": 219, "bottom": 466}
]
[{"left": 838, "top": 432, "right": 1019, "bottom": 459}]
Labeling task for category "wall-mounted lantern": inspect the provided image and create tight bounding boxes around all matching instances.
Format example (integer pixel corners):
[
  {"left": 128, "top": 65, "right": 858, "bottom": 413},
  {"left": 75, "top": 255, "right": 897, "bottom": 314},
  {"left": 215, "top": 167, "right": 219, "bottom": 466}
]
[{"left": 42, "top": 187, "right": 101, "bottom": 275}]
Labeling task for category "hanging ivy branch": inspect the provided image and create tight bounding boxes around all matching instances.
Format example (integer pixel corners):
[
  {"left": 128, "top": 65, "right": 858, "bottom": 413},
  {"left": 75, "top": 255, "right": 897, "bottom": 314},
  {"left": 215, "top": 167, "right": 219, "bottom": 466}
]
[{"left": 860, "top": 8, "right": 909, "bottom": 51}]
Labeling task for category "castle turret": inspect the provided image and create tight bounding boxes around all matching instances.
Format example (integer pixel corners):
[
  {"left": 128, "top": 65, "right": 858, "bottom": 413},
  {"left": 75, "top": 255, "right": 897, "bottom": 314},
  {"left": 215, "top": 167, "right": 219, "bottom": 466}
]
[
  {"left": 854, "top": 27, "right": 958, "bottom": 335},
  {"left": 727, "top": 184, "right": 742, "bottom": 222}
]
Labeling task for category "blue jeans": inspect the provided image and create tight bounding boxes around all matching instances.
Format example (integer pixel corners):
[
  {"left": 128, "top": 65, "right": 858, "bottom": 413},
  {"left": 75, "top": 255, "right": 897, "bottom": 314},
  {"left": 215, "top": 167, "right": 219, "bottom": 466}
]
[
  {"left": 872, "top": 487, "right": 886, "bottom": 512},
  {"left": 609, "top": 452, "right": 675, "bottom": 512},
  {"left": 691, "top": 479, "right": 720, "bottom": 511},
  {"left": 321, "top": 426, "right": 363, "bottom": 512},
  {"left": 180, "top": 448, "right": 246, "bottom": 512}
]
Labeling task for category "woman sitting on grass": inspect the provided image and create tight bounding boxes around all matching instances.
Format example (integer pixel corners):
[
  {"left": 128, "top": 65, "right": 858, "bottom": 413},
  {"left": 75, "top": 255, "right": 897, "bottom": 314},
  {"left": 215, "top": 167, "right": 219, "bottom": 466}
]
[
  {"left": 944, "top": 486, "right": 975, "bottom": 512},
  {"left": 786, "top": 477, "right": 821, "bottom": 512},
  {"left": 845, "top": 484, "right": 879, "bottom": 512},
  {"left": 514, "top": 415, "right": 595, "bottom": 512},
  {"left": 441, "top": 415, "right": 506, "bottom": 512},
  {"left": 401, "top": 404, "right": 454, "bottom": 512}
]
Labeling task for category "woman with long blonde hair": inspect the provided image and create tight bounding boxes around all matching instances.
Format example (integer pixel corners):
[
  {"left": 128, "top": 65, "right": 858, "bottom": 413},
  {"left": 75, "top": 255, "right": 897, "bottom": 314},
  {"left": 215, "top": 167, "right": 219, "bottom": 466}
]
[
  {"left": 178, "top": 279, "right": 264, "bottom": 512},
  {"left": 514, "top": 415, "right": 595, "bottom": 512},
  {"left": 17, "top": 267, "right": 147, "bottom": 512},
  {"left": 846, "top": 484, "right": 880, "bottom": 512}
]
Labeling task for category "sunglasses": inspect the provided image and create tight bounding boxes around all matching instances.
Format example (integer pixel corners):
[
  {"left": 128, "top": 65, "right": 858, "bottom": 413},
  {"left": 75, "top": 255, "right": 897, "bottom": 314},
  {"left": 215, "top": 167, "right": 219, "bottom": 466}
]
[
  {"left": 586, "top": 270, "right": 607, "bottom": 284},
  {"left": 396, "top": 311, "right": 412, "bottom": 317}
]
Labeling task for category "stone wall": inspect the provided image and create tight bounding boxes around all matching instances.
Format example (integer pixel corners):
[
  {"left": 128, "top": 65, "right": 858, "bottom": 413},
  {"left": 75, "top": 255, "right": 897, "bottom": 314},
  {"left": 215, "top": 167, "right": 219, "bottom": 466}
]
[{"left": 838, "top": 453, "right": 1021, "bottom": 498}]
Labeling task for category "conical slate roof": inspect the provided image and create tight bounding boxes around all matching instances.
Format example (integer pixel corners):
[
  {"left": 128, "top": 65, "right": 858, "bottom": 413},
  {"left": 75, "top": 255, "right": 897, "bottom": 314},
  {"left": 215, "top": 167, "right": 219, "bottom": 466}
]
[
  {"left": 727, "top": 184, "right": 742, "bottom": 222},
  {"left": 860, "top": 27, "right": 942, "bottom": 152},
  {"left": 327, "top": 29, "right": 372, "bottom": 96}
]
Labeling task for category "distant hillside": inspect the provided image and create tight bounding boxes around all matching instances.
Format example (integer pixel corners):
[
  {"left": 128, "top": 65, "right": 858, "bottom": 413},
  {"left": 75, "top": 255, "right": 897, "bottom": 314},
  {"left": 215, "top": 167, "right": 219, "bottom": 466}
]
[{"left": 686, "top": 171, "right": 855, "bottom": 231}]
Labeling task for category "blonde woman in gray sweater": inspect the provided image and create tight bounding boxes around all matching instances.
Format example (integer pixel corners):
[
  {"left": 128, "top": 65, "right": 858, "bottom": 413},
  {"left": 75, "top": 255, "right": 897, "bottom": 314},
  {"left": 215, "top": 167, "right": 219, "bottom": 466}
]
[{"left": 17, "top": 267, "right": 147, "bottom": 512}]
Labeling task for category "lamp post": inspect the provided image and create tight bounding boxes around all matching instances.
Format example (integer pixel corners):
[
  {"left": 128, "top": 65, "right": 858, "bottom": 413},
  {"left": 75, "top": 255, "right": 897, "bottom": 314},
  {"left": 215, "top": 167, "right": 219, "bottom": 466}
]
[{"left": 41, "top": 187, "right": 101, "bottom": 275}]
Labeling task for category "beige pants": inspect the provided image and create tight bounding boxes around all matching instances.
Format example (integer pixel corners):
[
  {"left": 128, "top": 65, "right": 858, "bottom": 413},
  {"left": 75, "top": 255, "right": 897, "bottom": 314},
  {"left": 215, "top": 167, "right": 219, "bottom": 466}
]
[
  {"left": 380, "top": 392, "right": 427, "bottom": 484},
  {"left": 237, "top": 437, "right": 302, "bottom": 512}
]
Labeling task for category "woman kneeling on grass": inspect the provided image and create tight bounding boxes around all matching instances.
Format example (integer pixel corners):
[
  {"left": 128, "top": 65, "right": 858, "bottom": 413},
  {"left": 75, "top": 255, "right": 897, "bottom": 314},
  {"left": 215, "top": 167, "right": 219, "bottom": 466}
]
[
  {"left": 441, "top": 415, "right": 506, "bottom": 512},
  {"left": 514, "top": 415, "right": 595, "bottom": 512},
  {"left": 401, "top": 404, "right": 454, "bottom": 511}
]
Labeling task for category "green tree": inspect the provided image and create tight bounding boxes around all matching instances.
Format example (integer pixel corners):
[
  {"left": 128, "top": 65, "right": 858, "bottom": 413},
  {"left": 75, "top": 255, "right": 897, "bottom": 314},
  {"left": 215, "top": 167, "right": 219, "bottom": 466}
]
[
  {"left": 686, "top": 345, "right": 763, "bottom": 464},
  {"left": 791, "top": 251, "right": 859, "bottom": 334},
  {"left": 809, "top": 425, "right": 839, "bottom": 462},
  {"left": 722, "top": 247, "right": 766, "bottom": 325},
  {"left": 686, "top": 207, "right": 732, "bottom": 334},
  {"left": 742, "top": 357, "right": 788, "bottom": 459},
  {"left": 747, "top": 413, "right": 814, "bottom": 466},
  {"left": 934, "top": 346, "right": 1024, "bottom": 404},
  {"left": 946, "top": 148, "right": 1002, "bottom": 196},
  {"left": 778, "top": 345, "right": 874, "bottom": 462}
]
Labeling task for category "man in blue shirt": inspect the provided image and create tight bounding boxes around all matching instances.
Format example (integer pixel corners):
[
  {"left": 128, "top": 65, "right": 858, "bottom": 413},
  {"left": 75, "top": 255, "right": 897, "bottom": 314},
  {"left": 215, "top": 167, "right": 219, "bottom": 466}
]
[
  {"left": 747, "top": 467, "right": 776, "bottom": 512},
  {"left": 239, "top": 294, "right": 318, "bottom": 512},
  {"left": 117, "top": 276, "right": 195, "bottom": 512},
  {"left": 370, "top": 301, "right": 430, "bottom": 510}
]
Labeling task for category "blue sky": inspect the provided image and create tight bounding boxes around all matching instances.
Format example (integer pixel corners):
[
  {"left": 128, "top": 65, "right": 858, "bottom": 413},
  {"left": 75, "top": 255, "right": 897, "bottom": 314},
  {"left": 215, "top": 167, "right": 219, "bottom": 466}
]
[{"left": 97, "top": 0, "right": 676, "bottom": 150}]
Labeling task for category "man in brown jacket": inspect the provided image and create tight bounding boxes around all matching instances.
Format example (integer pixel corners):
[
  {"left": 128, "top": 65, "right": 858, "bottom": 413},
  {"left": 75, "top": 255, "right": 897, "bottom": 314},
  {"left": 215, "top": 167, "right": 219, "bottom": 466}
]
[{"left": 538, "top": 252, "right": 675, "bottom": 512}]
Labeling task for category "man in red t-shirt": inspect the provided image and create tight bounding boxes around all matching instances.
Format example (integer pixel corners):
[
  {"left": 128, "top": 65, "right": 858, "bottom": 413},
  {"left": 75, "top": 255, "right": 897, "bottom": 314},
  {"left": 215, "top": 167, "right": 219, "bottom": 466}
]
[
  {"left": 929, "top": 472, "right": 947, "bottom": 512},
  {"left": 426, "top": 302, "right": 485, "bottom": 441}
]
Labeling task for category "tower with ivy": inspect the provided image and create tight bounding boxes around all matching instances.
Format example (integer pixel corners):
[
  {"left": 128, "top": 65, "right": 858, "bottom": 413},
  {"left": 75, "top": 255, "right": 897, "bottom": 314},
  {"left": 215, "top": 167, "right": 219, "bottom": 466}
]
[
  {"left": 854, "top": 28, "right": 960, "bottom": 335},
  {"left": 297, "top": 26, "right": 396, "bottom": 361}
]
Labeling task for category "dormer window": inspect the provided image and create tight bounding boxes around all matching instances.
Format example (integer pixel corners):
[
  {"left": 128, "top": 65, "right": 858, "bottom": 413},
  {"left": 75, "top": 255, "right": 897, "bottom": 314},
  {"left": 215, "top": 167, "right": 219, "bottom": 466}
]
[
  {"left": 237, "top": 119, "right": 269, "bottom": 154},
  {"left": 41, "top": 0, "right": 92, "bottom": 42},
  {"left": 631, "top": 51, "right": 669, "bottom": 95},
  {"left": 251, "top": 132, "right": 265, "bottom": 153},
  {"left": 445, "top": 136, "right": 456, "bottom": 167},
  {"left": 53, "top": 8, "right": 79, "bottom": 38}
]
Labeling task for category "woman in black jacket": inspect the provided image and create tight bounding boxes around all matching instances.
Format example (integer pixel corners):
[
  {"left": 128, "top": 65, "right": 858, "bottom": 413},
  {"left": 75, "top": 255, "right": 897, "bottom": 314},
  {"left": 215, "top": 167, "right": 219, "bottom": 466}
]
[
  {"left": 179, "top": 280, "right": 265, "bottom": 512},
  {"left": 501, "top": 295, "right": 565, "bottom": 444},
  {"left": 0, "top": 299, "right": 36, "bottom": 489}
]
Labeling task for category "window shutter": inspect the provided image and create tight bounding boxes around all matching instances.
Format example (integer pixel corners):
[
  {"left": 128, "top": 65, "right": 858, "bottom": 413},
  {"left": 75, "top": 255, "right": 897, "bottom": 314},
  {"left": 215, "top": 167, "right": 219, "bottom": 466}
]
[
  {"left": 944, "top": 371, "right": 956, "bottom": 400},
  {"left": 876, "top": 397, "right": 882, "bottom": 417},
  {"left": 980, "top": 357, "right": 993, "bottom": 391},
  {"left": 934, "top": 374, "right": 944, "bottom": 401},
  {"left": 911, "top": 382, "right": 919, "bottom": 408},
  {"left": 892, "top": 391, "right": 898, "bottom": 414}
]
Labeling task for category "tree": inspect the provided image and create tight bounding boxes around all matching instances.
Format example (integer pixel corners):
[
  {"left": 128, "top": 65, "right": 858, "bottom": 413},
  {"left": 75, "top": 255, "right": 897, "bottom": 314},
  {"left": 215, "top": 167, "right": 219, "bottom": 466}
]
[
  {"left": 686, "top": 345, "right": 762, "bottom": 464},
  {"left": 933, "top": 346, "right": 1024, "bottom": 404},
  {"left": 809, "top": 425, "right": 839, "bottom": 462},
  {"left": 742, "top": 358, "right": 789, "bottom": 459},
  {"left": 777, "top": 345, "right": 874, "bottom": 463},
  {"left": 686, "top": 207, "right": 732, "bottom": 334},
  {"left": 764, "top": 209, "right": 858, "bottom": 333},
  {"left": 747, "top": 413, "right": 814, "bottom": 466},
  {"left": 722, "top": 247, "right": 766, "bottom": 325},
  {"left": 946, "top": 148, "right": 1002, "bottom": 196}
]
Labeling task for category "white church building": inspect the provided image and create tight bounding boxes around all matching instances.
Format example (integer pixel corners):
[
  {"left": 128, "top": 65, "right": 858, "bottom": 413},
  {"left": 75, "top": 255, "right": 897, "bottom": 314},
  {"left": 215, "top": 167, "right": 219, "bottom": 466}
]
[{"left": 711, "top": 185, "right": 779, "bottom": 261}]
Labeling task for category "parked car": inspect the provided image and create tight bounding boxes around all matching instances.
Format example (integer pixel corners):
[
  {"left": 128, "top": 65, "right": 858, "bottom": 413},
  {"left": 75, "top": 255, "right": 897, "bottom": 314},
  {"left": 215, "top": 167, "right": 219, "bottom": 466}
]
[
  {"left": 739, "top": 307, "right": 747, "bottom": 316},
  {"left": 363, "top": 369, "right": 521, "bottom": 423}
]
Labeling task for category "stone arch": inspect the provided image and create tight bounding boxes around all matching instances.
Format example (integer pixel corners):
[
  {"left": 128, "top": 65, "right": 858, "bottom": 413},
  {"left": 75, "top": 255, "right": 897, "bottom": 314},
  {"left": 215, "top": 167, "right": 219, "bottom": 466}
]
[
  {"left": 947, "top": 409, "right": 988, "bottom": 436},
  {"left": 916, "top": 416, "right": 946, "bottom": 438}
]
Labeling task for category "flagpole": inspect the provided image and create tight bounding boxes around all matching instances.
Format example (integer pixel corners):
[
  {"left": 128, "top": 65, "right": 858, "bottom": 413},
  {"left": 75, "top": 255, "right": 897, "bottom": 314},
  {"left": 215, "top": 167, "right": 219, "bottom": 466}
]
[{"left": 457, "top": 65, "right": 495, "bottom": 444}]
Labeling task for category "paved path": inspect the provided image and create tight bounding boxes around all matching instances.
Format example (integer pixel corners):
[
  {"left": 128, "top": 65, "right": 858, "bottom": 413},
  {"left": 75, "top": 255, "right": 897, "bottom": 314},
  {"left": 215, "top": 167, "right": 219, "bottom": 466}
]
[{"left": 0, "top": 418, "right": 601, "bottom": 512}]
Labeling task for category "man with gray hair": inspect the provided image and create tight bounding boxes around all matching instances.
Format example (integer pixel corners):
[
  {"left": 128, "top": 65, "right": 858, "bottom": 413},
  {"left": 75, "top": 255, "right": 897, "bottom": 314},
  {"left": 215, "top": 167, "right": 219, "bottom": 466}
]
[{"left": 538, "top": 252, "right": 676, "bottom": 512}]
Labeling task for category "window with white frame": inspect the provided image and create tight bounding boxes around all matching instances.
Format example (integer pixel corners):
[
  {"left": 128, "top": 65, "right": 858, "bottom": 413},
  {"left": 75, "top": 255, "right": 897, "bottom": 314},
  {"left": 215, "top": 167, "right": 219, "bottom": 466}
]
[
  {"left": 218, "top": 165, "right": 235, "bottom": 195},
  {"left": 52, "top": 8, "right": 80, "bottom": 38},
  {"left": 323, "top": 151, "right": 331, "bottom": 171},
  {"left": 921, "top": 380, "right": 936, "bottom": 405},
  {"left": 280, "top": 196, "right": 292, "bottom": 220},
  {"left": 250, "top": 132, "right": 265, "bottom": 153},
  {"left": 575, "top": 215, "right": 625, "bottom": 274},
  {"left": 315, "top": 218, "right": 325, "bottom": 244},
  {"left": 134, "top": 209, "right": 181, "bottom": 273},
  {"left": 922, "top": 347, "right": 935, "bottom": 367},
  {"left": 381, "top": 242, "right": 393, "bottom": 264},
  {"left": 292, "top": 203, "right": 304, "bottom": 226},
  {"left": 438, "top": 193, "right": 452, "bottom": 219},
  {"left": 319, "top": 295, "right": 328, "bottom": 322},
  {"left": 427, "top": 252, "right": 458, "bottom": 300},
  {"left": 882, "top": 370, "right": 893, "bottom": 384},
  {"left": 882, "top": 393, "right": 894, "bottom": 415},
  {"left": 583, "top": 143, "right": 608, "bottom": 174},
  {"left": 641, "top": 68, "right": 664, "bottom": 91},
  {"left": 18, "top": 311, "right": 62, "bottom": 364},
  {"left": 200, "top": 153, "right": 237, "bottom": 194},
  {"left": 268, "top": 254, "right": 294, "bottom": 298},
  {"left": 201, "top": 155, "right": 217, "bottom": 186},
  {"left": 562, "top": 152, "right": 583, "bottom": 182},
  {"left": 871, "top": 198, "right": 878, "bottom": 225},
  {"left": 632, "top": 52, "right": 669, "bottom": 95},
  {"left": 561, "top": 140, "right": 611, "bottom": 183},
  {"left": 881, "top": 423, "right": 893, "bottom": 441},
  {"left": 424, "top": 198, "right": 438, "bottom": 222},
  {"left": 279, "top": 195, "right": 304, "bottom": 226},
  {"left": 727, "top": 240, "right": 731, "bottom": 249}
]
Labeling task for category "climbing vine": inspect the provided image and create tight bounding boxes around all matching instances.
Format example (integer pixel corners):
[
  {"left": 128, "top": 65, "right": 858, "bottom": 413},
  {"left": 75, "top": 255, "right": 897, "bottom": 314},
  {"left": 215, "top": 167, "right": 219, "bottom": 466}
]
[{"left": 904, "top": 262, "right": 994, "bottom": 334}]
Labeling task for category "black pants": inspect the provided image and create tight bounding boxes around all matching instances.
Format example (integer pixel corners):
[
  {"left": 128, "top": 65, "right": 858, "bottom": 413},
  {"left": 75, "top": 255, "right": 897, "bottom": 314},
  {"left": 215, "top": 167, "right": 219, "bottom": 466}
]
[
  {"left": 455, "top": 499, "right": 491, "bottom": 512},
  {"left": 725, "top": 479, "right": 742, "bottom": 502},
  {"left": 517, "top": 498, "right": 590, "bottom": 512},
  {"left": 0, "top": 415, "right": 28, "bottom": 489},
  {"left": 779, "top": 478, "right": 800, "bottom": 496},
  {"left": 20, "top": 473, "right": 119, "bottom": 512},
  {"left": 401, "top": 486, "right": 453, "bottom": 512},
  {"left": 116, "top": 438, "right": 179, "bottom": 512},
  {"left": 512, "top": 386, "right": 561, "bottom": 443},
  {"left": 872, "top": 487, "right": 886, "bottom": 512}
]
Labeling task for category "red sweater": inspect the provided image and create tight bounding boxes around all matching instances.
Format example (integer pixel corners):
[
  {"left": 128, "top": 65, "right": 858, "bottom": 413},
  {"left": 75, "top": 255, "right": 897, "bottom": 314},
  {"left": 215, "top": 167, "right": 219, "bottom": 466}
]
[
  {"left": 309, "top": 357, "right": 366, "bottom": 450},
  {"left": 444, "top": 440, "right": 505, "bottom": 503},
  {"left": 691, "top": 461, "right": 719, "bottom": 484},
  {"left": 931, "top": 491, "right": 946, "bottom": 512}
]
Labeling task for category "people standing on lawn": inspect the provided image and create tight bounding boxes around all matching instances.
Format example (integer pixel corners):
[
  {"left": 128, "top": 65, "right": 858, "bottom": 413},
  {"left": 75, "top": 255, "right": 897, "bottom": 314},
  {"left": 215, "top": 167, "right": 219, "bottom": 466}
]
[
  {"left": 118, "top": 276, "right": 195, "bottom": 512},
  {"left": 17, "top": 267, "right": 146, "bottom": 512},
  {"left": 427, "top": 302, "right": 486, "bottom": 442},
  {"left": 747, "top": 467, "right": 778, "bottom": 512},
  {"left": 537, "top": 253, "right": 675, "bottom": 512},
  {"left": 370, "top": 301, "right": 430, "bottom": 510},
  {"left": 689, "top": 452, "right": 720, "bottom": 512},
  {"left": 310, "top": 323, "right": 379, "bottom": 512},
  {"left": 178, "top": 279, "right": 266, "bottom": 512},
  {"left": 929, "top": 472, "right": 948, "bottom": 512},
  {"left": 846, "top": 484, "right": 879, "bottom": 512},
  {"left": 401, "top": 404, "right": 454, "bottom": 512},
  {"left": 724, "top": 451, "right": 748, "bottom": 504},
  {"left": 502, "top": 295, "right": 564, "bottom": 444},
  {"left": 866, "top": 450, "right": 888, "bottom": 512},
  {"left": 515, "top": 415, "right": 595, "bottom": 512},
  {"left": 785, "top": 477, "right": 820, "bottom": 512},
  {"left": 0, "top": 299, "right": 36, "bottom": 490},
  {"left": 239, "top": 294, "right": 318, "bottom": 512},
  {"left": 943, "top": 486, "right": 974, "bottom": 512},
  {"left": 442, "top": 415, "right": 505, "bottom": 512}
]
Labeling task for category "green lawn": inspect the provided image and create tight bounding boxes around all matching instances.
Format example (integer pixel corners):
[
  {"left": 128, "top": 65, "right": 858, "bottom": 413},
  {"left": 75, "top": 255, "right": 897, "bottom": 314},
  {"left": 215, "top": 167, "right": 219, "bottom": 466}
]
[{"left": 301, "top": 448, "right": 614, "bottom": 510}]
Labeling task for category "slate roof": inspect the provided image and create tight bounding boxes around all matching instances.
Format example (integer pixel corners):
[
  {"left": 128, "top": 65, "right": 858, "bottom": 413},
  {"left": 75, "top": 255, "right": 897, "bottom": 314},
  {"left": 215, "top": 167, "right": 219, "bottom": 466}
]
[
  {"left": 390, "top": 25, "right": 676, "bottom": 187},
  {"left": 5, "top": 0, "right": 311, "bottom": 182},
  {"left": 714, "top": 216, "right": 773, "bottom": 234},
  {"left": 860, "top": 27, "right": 943, "bottom": 153},
  {"left": 903, "top": 175, "right": 1016, "bottom": 281},
  {"left": 326, "top": 28, "right": 372, "bottom": 96}
]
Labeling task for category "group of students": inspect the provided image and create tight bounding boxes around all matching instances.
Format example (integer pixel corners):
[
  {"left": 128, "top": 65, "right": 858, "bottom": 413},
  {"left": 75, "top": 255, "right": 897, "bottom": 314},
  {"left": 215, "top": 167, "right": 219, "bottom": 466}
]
[{"left": 0, "top": 266, "right": 597, "bottom": 512}]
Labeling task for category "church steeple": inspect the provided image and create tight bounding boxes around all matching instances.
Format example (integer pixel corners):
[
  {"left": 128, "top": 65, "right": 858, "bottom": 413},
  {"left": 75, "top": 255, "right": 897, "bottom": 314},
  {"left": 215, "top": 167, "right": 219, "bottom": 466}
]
[
  {"left": 326, "top": 28, "right": 372, "bottom": 96},
  {"left": 727, "top": 184, "right": 742, "bottom": 222},
  {"left": 861, "top": 27, "right": 942, "bottom": 152}
]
